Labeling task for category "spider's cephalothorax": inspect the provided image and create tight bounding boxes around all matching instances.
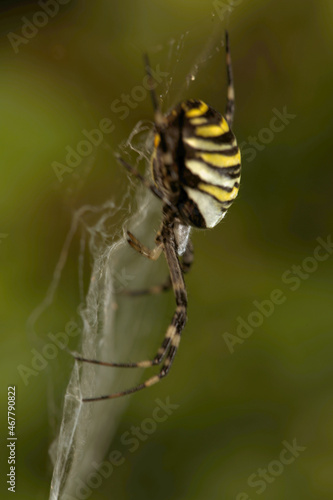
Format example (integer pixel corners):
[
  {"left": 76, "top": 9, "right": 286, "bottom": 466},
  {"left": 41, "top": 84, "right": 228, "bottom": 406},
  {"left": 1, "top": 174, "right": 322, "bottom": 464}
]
[
  {"left": 77, "top": 31, "right": 241, "bottom": 402},
  {"left": 151, "top": 99, "right": 241, "bottom": 229}
]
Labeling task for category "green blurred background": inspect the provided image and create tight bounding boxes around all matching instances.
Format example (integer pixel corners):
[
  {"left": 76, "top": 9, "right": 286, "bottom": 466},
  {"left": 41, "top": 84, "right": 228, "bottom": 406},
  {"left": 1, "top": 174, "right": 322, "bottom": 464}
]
[{"left": 1, "top": 0, "right": 333, "bottom": 499}]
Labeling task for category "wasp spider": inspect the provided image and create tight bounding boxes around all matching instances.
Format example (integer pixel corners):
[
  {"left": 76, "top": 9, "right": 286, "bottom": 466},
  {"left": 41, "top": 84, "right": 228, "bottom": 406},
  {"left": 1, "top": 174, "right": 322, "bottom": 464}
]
[{"left": 76, "top": 31, "right": 241, "bottom": 401}]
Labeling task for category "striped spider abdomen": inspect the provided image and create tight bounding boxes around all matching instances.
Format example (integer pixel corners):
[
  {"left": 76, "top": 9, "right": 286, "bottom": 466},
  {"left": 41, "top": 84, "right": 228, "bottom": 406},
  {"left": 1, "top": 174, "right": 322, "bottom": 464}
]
[{"left": 152, "top": 99, "right": 241, "bottom": 229}]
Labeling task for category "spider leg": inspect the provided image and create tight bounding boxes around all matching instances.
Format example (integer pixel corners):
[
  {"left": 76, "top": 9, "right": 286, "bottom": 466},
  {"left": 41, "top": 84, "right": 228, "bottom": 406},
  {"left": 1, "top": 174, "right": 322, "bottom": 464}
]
[
  {"left": 224, "top": 30, "right": 235, "bottom": 129},
  {"left": 118, "top": 229, "right": 165, "bottom": 295},
  {"left": 119, "top": 276, "right": 172, "bottom": 297},
  {"left": 119, "top": 227, "right": 167, "bottom": 295},
  {"left": 143, "top": 52, "right": 173, "bottom": 167},
  {"left": 121, "top": 234, "right": 193, "bottom": 297},
  {"left": 126, "top": 230, "right": 163, "bottom": 260},
  {"left": 116, "top": 155, "right": 178, "bottom": 214},
  {"left": 181, "top": 238, "right": 194, "bottom": 274},
  {"left": 143, "top": 53, "right": 166, "bottom": 129},
  {"left": 81, "top": 219, "right": 187, "bottom": 401},
  {"left": 74, "top": 296, "right": 176, "bottom": 373}
]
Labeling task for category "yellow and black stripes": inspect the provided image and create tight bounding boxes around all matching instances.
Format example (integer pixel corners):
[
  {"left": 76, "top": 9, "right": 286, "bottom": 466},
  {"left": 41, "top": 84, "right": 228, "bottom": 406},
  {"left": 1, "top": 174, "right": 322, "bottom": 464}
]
[
  {"left": 150, "top": 97, "right": 241, "bottom": 229},
  {"left": 171, "top": 99, "right": 241, "bottom": 228}
]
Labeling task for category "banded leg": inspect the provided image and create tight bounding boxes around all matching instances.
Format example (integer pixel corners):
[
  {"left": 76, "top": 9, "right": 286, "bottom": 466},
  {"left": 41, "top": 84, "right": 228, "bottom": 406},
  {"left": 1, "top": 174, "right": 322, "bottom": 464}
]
[
  {"left": 116, "top": 155, "right": 176, "bottom": 212},
  {"left": 117, "top": 229, "right": 167, "bottom": 296},
  {"left": 75, "top": 313, "right": 176, "bottom": 370},
  {"left": 121, "top": 235, "right": 193, "bottom": 297},
  {"left": 117, "top": 52, "right": 172, "bottom": 198},
  {"left": 80, "top": 220, "right": 187, "bottom": 401},
  {"left": 143, "top": 52, "right": 173, "bottom": 168},
  {"left": 119, "top": 276, "right": 172, "bottom": 297},
  {"left": 76, "top": 305, "right": 181, "bottom": 401},
  {"left": 126, "top": 230, "right": 163, "bottom": 260},
  {"left": 224, "top": 30, "right": 235, "bottom": 129},
  {"left": 181, "top": 238, "right": 194, "bottom": 274},
  {"left": 143, "top": 53, "right": 167, "bottom": 131}
]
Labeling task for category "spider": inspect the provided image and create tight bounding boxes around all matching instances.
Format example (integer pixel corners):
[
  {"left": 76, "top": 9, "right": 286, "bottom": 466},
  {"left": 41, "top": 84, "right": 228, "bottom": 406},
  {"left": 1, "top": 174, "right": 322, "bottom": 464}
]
[{"left": 76, "top": 31, "right": 241, "bottom": 401}]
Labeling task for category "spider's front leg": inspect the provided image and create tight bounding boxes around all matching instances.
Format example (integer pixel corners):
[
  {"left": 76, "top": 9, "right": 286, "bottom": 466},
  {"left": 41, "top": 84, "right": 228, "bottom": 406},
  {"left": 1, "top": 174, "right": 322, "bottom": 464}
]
[
  {"left": 117, "top": 229, "right": 169, "bottom": 296},
  {"left": 126, "top": 230, "right": 163, "bottom": 261},
  {"left": 117, "top": 225, "right": 171, "bottom": 296},
  {"left": 116, "top": 154, "right": 177, "bottom": 211},
  {"left": 121, "top": 231, "right": 194, "bottom": 297}
]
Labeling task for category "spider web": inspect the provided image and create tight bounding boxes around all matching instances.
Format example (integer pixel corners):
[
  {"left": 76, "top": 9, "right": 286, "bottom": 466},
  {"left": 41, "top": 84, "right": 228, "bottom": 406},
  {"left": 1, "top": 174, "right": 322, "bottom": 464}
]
[
  {"left": 45, "top": 142, "right": 166, "bottom": 500},
  {"left": 27, "top": 20, "right": 227, "bottom": 500}
]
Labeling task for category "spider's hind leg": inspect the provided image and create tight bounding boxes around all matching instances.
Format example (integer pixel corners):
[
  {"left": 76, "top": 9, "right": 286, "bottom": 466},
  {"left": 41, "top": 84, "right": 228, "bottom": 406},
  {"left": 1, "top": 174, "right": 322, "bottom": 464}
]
[{"left": 80, "top": 218, "right": 188, "bottom": 401}]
